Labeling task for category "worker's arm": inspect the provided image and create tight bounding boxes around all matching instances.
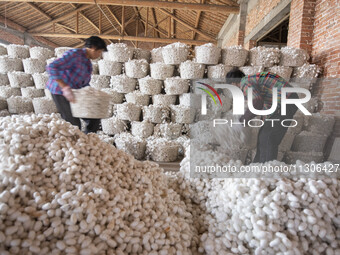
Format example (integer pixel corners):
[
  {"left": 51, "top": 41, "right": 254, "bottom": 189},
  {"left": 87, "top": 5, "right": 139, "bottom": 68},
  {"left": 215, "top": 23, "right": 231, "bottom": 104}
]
[{"left": 46, "top": 51, "right": 76, "bottom": 102}]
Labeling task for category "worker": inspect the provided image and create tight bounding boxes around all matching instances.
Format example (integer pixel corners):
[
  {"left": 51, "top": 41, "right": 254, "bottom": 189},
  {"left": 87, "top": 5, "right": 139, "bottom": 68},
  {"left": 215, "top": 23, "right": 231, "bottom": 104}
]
[
  {"left": 46, "top": 36, "right": 107, "bottom": 134},
  {"left": 226, "top": 68, "right": 299, "bottom": 163}
]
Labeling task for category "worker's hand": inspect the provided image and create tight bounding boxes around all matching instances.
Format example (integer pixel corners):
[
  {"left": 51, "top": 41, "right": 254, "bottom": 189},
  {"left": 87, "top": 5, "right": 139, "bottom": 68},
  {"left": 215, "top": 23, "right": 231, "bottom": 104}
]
[{"left": 62, "top": 86, "right": 75, "bottom": 103}]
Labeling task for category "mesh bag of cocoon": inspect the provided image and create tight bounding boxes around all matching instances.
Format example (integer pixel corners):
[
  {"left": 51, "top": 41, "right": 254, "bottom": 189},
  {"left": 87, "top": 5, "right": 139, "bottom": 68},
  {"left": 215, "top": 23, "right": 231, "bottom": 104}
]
[
  {"left": 7, "top": 44, "right": 30, "bottom": 59},
  {"left": 303, "top": 113, "right": 335, "bottom": 136},
  {"left": 32, "top": 97, "right": 58, "bottom": 114},
  {"left": 239, "top": 66, "right": 265, "bottom": 76},
  {"left": 195, "top": 43, "right": 221, "bottom": 65},
  {"left": 0, "top": 45, "right": 7, "bottom": 56},
  {"left": 0, "top": 96, "right": 8, "bottom": 110},
  {"left": 30, "top": 47, "right": 54, "bottom": 61},
  {"left": 98, "top": 60, "right": 122, "bottom": 76},
  {"left": 107, "top": 43, "right": 134, "bottom": 62},
  {"left": 91, "top": 61, "right": 99, "bottom": 74},
  {"left": 0, "top": 109, "right": 10, "bottom": 117},
  {"left": 162, "top": 42, "right": 189, "bottom": 65},
  {"left": 154, "top": 123, "right": 182, "bottom": 139},
  {"left": 101, "top": 116, "right": 127, "bottom": 135},
  {"left": 124, "top": 59, "right": 149, "bottom": 79},
  {"left": 114, "top": 132, "right": 147, "bottom": 160},
  {"left": 142, "top": 105, "right": 170, "bottom": 124},
  {"left": 179, "top": 60, "right": 205, "bottom": 79},
  {"left": 164, "top": 77, "right": 190, "bottom": 95},
  {"left": 170, "top": 105, "right": 196, "bottom": 124},
  {"left": 22, "top": 58, "right": 46, "bottom": 74},
  {"left": 285, "top": 150, "right": 324, "bottom": 163},
  {"left": 32, "top": 72, "right": 49, "bottom": 89},
  {"left": 100, "top": 88, "right": 124, "bottom": 104},
  {"left": 152, "top": 94, "right": 177, "bottom": 107},
  {"left": 46, "top": 57, "right": 57, "bottom": 66},
  {"left": 280, "top": 46, "right": 309, "bottom": 67},
  {"left": 7, "top": 96, "right": 34, "bottom": 114},
  {"left": 146, "top": 138, "right": 180, "bottom": 162},
  {"left": 0, "top": 72, "right": 9, "bottom": 86},
  {"left": 125, "top": 91, "right": 150, "bottom": 106},
  {"left": 7, "top": 71, "right": 33, "bottom": 88},
  {"left": 138, "top": 76, "right": 163, "bottom": 95},
  {"left": 131, "top": 121, "right": 155, "bottom": 138},
  {"left": 116, "top": 102, "right": 142, "bottom": 121},
  {"left": 291, "top": 131, "right": 328, "bottom": 153},
  {"left": 44, "top": 89, "right": 53, "bottom": 99},
  {"left": 179, "top": 93, "right": 202, "bottom": 108},
  {"left": 21, "top": 87, "right": 45, "bottom": 98},
  {"left": 70, "top": 87, "right": 112, "bottom": 119},
  {"left": 249, "top": 46, "right": 281, "bottom": 67},
  {"left": 293, "top": 64, "right": 321, "bottom": 78},
  {"left": 133, "top": 48, "right": 151, "bottom": 62},
  {"left": 221, "top": 46, "right": 249, "bottom": 66},
  {"left": 0, "top": 86, "right": 21, "bottom": 98},
  {"left": 207, "top": 64, "right": 234, "bottom": 80},
  {"left": 90, "top": 75, "right": 110, "bottom": 89},
  {"left": 266, "top": 66, "right": 293, "bottom": 81},
  {"left": 151, "top": 47, "right": 164, "bottom": 63},
  {"left": 0, "top": 56, "right": 23, "bottom": 72},
  {"left": 150, "top": 62, "right": 175, "bottom": 80},
  {"left": 54, "top": 47, "right": 73, "bottom": 58},
  {"left": 110, "top": 74, "right": 136, "bottom": 93}
]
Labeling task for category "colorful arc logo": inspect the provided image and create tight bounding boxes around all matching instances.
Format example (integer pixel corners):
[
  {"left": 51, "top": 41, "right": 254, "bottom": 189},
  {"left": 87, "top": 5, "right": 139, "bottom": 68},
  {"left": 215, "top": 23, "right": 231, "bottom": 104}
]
[{"left": 197, "top": 82, "right": 223, "bottom": 106}]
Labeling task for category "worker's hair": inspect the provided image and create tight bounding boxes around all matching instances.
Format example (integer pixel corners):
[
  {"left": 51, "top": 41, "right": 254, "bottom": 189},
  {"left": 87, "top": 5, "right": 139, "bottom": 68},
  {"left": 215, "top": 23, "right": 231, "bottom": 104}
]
[
  {"left": 226, "top": 67, "right": 246, "bottom": 85},
  {"left": 226, "top": 67, "right": 246, "bottom": 79},
  {"left": 84, "top": 36, "right": 107, "bottom": 51}
]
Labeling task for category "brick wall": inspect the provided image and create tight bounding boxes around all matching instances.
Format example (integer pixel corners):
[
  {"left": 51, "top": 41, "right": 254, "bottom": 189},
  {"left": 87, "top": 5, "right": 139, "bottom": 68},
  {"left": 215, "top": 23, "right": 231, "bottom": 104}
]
[
  {"left": 223, "top": 30, "right": 239, "bottom": 47},
  {"left": 311, "top": 0, "right": 340, "bottom": 154},
  {"left": 245, "top": 0, "right": 282, "bottom": 37},
  {"left": 0, "top": 28, "right": 24, "bottom": 45}
]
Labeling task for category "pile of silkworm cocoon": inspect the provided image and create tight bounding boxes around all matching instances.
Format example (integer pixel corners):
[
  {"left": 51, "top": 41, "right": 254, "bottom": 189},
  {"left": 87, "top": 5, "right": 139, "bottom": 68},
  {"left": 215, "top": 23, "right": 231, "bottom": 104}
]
[{"left": 0, "top": 114, "right": 339, "bottom": 255}]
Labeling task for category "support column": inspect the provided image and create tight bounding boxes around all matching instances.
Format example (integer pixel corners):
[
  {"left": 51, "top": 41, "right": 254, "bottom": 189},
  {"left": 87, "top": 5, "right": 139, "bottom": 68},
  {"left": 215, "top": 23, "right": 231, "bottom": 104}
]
[{"left": 287, "top": 0, "right": 316, "bottom": 54}]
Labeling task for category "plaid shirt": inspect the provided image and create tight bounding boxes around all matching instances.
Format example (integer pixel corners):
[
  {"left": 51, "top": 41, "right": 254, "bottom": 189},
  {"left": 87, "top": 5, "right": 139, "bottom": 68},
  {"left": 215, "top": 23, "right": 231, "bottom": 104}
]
[
  {"left": 46, "top": 48, "right": 92, "bottom": 95},
  {"left": 240, "top": 72, "right": 290, "bottom": 120}
]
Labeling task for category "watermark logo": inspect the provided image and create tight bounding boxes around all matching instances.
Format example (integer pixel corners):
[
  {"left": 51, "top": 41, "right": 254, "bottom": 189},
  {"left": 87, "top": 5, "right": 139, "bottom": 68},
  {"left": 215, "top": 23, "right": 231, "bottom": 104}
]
[
  {"left": 197, "top": 82, "right": 223, "bottom": 115},
  {"left": 200, "top": 84, "right": 312, "bottom": 116}
]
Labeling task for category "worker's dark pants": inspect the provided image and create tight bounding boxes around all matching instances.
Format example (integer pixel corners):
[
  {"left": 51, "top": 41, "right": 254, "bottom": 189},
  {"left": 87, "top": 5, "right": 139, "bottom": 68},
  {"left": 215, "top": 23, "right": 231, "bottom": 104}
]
[
  {"left": 253, "top": 93, "right": 299, "bottom": 163},
  {"left": 52, "top": 94, "right": 100, "bottom": 134}
]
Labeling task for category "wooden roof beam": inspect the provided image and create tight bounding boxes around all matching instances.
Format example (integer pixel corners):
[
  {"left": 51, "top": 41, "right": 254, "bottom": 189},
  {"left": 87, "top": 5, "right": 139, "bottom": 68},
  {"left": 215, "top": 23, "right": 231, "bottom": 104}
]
[
  {"left": 78, "top": 11, "right": 100, "bottom": 32},
  {"left": 28, "top": 5, "right": 91, "bottom": 32},
  {"left": 30, "top": 32, "right": 216, "bottom": 45},
  {"left": 192, "top": 0, "right": 205, "bottom": 40},
  {"left": 158, "top": 8, "right": 215, "bottom": 41},
  {"left": 2, "top": 1, "right": 240, "bottom": 13}
]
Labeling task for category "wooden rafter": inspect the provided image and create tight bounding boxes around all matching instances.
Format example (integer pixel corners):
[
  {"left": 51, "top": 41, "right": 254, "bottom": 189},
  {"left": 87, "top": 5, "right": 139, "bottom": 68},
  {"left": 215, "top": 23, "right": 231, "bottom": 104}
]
[
  {"left": 2, "top": 1, "right": 240, "bottom": 13},
  {"left": 151, "top": 8, "right": 160, "bottom": 39},
  {"left": 30, "top": 32, "right": 216, "bottom": 45},
  {"left": 0, "top": 15, "right": 58, "bottom": 47},
  {"left": 158, "top": 8, "right": 215, "bottom": 41},
  {"left": 28, "top": 5, "right": 91, "bottom": 32},
  {"left": 79, "top": 11, "right": 100, "bottom": 32},
  {"left": 26, "top": 2, "right": 51, "bottom": 20},
  {"left": 145, "top": 7, "right": 149, "bottom": 37},
  {"left": 26, "top": 2, "right": 83, "bottom": 44},
  {"left": 139, "top": 19, "right": 167, "bottom": 37},
  {"left": 121, "top": 6, "right": 125, "bottom": 35},
  {"left": 192, "top": 0, "right": 205, "bottom": 40}
]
